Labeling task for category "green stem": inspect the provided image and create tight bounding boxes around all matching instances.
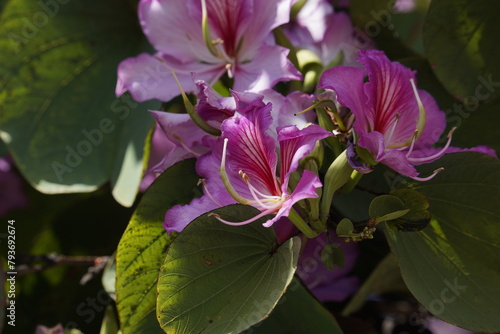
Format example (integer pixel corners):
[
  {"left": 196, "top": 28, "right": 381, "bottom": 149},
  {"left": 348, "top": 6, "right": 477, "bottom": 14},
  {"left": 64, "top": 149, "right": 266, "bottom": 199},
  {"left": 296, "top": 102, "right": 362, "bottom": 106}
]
[
  {"left": 340, "top": 170, "right": 363, "bottom": 194},
  {"left": 288, "top": 208, "right": 319, "bottom": 238}
]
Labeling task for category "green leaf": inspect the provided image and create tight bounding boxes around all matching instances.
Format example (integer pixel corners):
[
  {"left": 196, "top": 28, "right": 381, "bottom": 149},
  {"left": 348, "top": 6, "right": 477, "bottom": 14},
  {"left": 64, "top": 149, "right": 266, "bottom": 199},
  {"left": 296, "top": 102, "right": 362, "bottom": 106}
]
[
  {"left": 424, "top": 0, "right": 500, "bottom": 103},
  {"left": 116, "top": 159, "right": 199, "bottom": 334},
  {"left": 336, "top": 218, "right": 354, "bottom": 237},
  {"left": 385, "top": 189, "right": 430, "bottom": 231},
  {"left": 157, "top": 204, "right": 301, "bottom": 334},
  {"left": 251, "top": 278, "right": 344, "bottom": 334},
  {"left": 385, "top": 153, "right": 500, "bottom": 332},
  {"left": 451, "top": 99, "right": 500, "bottom": 155},
  {"left": 342, "top": 254, "right": 405, "bottom": 316},
  {"left": 321, "top": 243, "right": 345, "bottom": 270},
  {"left": 349, "top": 0, "right": 417, "bottom": 60},
  {"left": 0, "top": 0, "right": 155, "bottom": 205},
  {"left": 369, "top": 194, "right": 407, "bottom": 222}
]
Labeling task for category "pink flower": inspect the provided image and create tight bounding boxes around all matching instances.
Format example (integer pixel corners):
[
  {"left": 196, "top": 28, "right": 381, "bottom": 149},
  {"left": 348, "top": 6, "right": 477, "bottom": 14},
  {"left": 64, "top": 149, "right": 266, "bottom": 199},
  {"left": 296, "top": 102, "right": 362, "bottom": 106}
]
[
  {"left": 164, "top": 91, "right": 332, "bottom": 233},
  {"left": 116, "top": 0, "right": 301, "bottom": 103},
  {"left": 320, "top": 50, "right": 462, "bottom": 180}
]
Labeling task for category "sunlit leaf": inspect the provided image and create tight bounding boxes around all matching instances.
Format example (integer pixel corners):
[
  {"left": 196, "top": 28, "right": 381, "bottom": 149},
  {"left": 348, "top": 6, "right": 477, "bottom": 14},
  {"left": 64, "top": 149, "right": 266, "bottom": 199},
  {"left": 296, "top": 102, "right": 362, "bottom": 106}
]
[
  {"left": 157, "top": 205, "right": 301, "bottom": 334},
  {"left": 424, "top": 0, "right": 500, "bottom": 103},
  {"left": 249, "top": 278, "right": 344, "bottom": 334},
  {"left": 0, "top": 0, "right": 155, "bottom": 206},
  {"left": 116, "top": 159, "right": 199, "bottom": 334},
  {"left": 385, "top": 153, "right": 500, "bottom": 332}
]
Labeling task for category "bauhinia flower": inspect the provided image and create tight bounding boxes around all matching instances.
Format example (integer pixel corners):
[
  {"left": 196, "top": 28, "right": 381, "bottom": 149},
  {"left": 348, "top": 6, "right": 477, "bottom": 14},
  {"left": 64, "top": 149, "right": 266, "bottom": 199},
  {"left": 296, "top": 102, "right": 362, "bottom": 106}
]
[
  {"left": 319, "top": 49, "right": 457, "bottom": 181},
  {"left": 116, "top": 0, "right": 301, "bottom": 103},
  {"left": 164, "top": 90, "right": 332, "bottom": 234}
]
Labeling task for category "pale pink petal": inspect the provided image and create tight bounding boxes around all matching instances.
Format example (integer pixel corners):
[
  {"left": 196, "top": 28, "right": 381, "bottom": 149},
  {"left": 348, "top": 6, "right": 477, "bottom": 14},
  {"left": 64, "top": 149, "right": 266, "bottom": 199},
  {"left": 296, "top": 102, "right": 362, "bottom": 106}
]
[
  {"left": 139, "top": 0, "right": 213, "bottom": 63},
  {"left": 414, "top": 89, "right": 446, "bottom": 147},
  {"left": 116, "top": 53, "right": 197, "bottom": 102},
  {"left": 238, "top": 0, "right": 294, "bottom": 56},
  {"left": 149, "top": 111, "right": 211, "bottom": 173},
  {"left": 234, "top": 45, "right": 302, "bottom": 92}
]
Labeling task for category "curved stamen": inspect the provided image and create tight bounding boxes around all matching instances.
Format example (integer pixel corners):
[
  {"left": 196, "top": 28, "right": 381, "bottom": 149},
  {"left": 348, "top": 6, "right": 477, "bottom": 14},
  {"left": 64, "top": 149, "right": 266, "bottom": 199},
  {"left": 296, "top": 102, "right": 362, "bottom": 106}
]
[
  {"left": 172, "top": 134, "right": 203, "bottom": 157},
  {"left": 385, "top": 113, "right": 400, "bottom": 147},
  {"left": 239, "top": 171, "right": 283, "bottom": 209},
  {"left": 198, "top": 179, "right": 223, "bottom": 206},
  {"left": 220, "top": 138, "right": 251, "bottom": 204},
  {"left": 411, "top": 167, "right": 444, "bottom": 181},
  {"left": 201, "top": 0, "right": 219, "bottom": 57},
  {"left": 239, "top": 171, "right": 275, "bottom": 209},
  {"left": 209, "top": 203, "right": 283, "bottom": 226},
  {"left": 407, "top": 127, "right": 457, "bottom": 164},
  {"left": 409, "top": 78, "right": 426, "bottom": 143},
  {"left": 405, "top": 131, "right": 419, "bottom": 158}
]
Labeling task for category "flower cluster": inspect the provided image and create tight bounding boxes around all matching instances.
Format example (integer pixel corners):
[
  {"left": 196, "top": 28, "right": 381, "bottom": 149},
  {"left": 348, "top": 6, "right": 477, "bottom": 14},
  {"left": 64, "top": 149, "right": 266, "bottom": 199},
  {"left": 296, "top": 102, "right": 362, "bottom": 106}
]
[{"left": 116, "top": 0, "right": 496, "bottom": 304}]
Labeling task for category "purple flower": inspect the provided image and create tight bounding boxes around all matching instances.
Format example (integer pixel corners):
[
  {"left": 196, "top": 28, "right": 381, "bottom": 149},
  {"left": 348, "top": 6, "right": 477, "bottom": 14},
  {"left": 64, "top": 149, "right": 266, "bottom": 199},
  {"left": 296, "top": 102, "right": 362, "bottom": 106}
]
[
  {"left": 284, "top": 0, "right": 373, "bottom": 68},
  {"left": 319, "top": 50, "right": 460, "bottom": 181},
  {"left": 164, "top": 91, "right": 332, "bottom": 233},
  {"left": 296, "top": 232, "right": 359, "bottom": 302},
  {"left": 0, "top": 156, "right": 28, "bottom": 216},
  {"left": 116, "top": 0, "right": 301, "bottom": 103}
]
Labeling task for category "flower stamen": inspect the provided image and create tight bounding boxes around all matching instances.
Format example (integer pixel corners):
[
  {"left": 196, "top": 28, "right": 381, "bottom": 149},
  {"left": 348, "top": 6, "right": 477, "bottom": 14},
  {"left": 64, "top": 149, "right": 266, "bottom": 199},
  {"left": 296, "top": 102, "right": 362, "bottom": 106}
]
[
  {"left": 408, "top": 127, "right": 457, "bottom": 163},
  {"left": 198, "top": 179, "right": 223, "bottom": 206}
]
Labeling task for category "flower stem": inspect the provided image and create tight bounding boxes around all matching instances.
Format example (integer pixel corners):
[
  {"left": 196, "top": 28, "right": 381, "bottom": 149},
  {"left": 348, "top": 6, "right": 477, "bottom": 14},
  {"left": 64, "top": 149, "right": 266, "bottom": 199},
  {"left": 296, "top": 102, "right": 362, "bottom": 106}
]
[
  {"left": 287, "top": 207, "right": 319, "bottom": 238},
  {"left": 340, "top": 170, "right": 363, "bottom": 194}
]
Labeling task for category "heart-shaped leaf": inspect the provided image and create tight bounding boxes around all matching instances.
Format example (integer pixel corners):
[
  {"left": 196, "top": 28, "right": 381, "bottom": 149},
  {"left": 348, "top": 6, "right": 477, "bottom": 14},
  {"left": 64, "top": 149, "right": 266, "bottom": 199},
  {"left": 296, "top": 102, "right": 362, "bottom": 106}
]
[{"left": 157, "top": 205, "right": 301, "bottom": 334}]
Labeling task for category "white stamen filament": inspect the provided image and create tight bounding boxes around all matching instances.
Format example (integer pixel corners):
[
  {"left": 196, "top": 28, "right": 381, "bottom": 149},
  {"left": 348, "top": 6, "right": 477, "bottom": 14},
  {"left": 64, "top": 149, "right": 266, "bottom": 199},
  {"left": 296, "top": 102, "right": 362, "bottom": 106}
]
[
  {"left": 212, "top": 39, "right": 236, "bottom": 78},
  {"left": 405, "top": 131, "right": 419, "bottom": 158},
  {"left": 220, "top": 138, "right": 251, "bottom": 204},
  {"left": 198, "top": 179, "right": 223, "bottom": 207},
  {"left": 412, "top": 167, "right": 444, "bottom": 182},
  {"left": 408, "top": 78, "right": 426, "bottom": 144},
  {"left": 385, "top": 113, "right": 400, "bottom": 147},
  {"left": 172, "top": 134, "right": 202, "bottom": 157},
  {"left": 239, "top": 171, "right": 282, "bottom": 209},
  {"left": 209, "top": 202, "right": 283, "bottom": 226},
  {"left": 407, "top": 127, "right": 457, "bottom": 164}
]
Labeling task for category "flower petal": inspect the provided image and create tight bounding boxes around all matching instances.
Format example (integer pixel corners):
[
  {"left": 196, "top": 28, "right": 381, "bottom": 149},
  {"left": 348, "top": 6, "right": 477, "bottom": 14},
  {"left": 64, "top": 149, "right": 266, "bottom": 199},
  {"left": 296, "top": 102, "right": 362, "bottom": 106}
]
[
  {"left": 278, "top": 124, "right": 332, "bottom": 187},
  {"left": 234, "top": 45, "right": 302, "bottom": 92},
  {"left": 264, "top": 170, "right": 322, "bottom": 227},
  {"left": 195, "top": 80, "right": 236, "bottom": 126},
  {"left": 237, "top": 0, "right": 294, "bottom": 56},
  {"left": 139, "top": 0, "right": 213, "bottom": 62},
  {"left": 359, "top": 50, "right": 419, "bottom": 144},
  {"left": 149, "top": 111, "right": 211, "bottom": 173},
  {"left": 116, "top": 53, "right": 197, "bottom": 102},
  {"left": 221, "top": 100, "right": 280, "bottom": 197},
  {"left": 446, "top": 145, "right": 498, "bottom": 158},
  {"left": 318, "top": 65, "right": 368, "bottom": 135},
  {"left": 163, "top": 151, "right": 235, "bottom": 233},
  {"left": 378, "top": 149, "right": 419, "bottom": 179}
]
